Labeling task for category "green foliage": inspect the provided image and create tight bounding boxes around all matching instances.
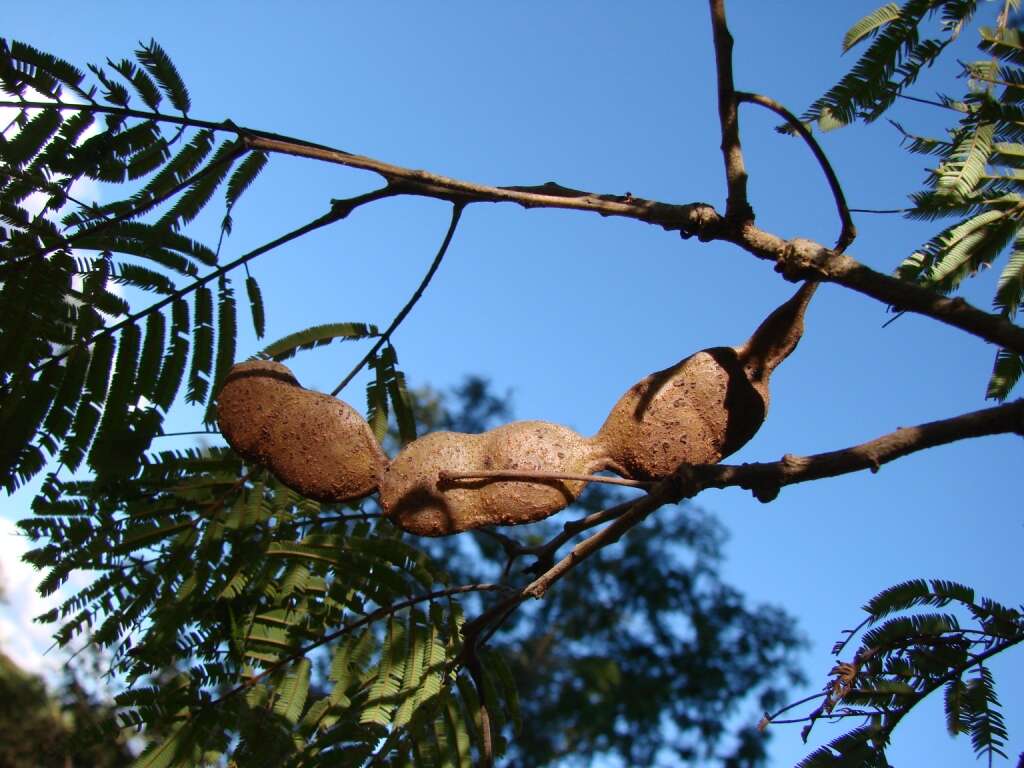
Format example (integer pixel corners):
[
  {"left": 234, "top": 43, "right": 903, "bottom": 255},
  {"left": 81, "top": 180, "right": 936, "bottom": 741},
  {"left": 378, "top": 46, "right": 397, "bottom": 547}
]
[
  {"left": 772, "top": 579, "right": 1023, "bottom": 766},
  {"left": 18, "top": 440, "right": 514, "bottom": 766},
  {"left": 257, "top": 322, "right": 379, "bottom": 362},
  {"left": 802, "top": 0, "right": 966, "bottom": 129},
  {"left": 806, "top": 2, "right": 1024, "bottom": 398},
  {"left": 9, "top": 378, "right": 807, "bottom": 767},
  {"left": 0, "top": 38, "right": 270, "bottom": 490},
  {"left": 368, "top": 344, "right": 417, "bottom": 446}
]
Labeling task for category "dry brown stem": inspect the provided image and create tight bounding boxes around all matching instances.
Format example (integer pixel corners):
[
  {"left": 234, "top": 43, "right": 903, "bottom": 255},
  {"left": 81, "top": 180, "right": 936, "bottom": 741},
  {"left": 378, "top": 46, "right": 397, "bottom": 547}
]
[
  {"left": 236, "top": 134, "right": 1024, "bottom": 355},
  {"left": 736, "top": 91, "right": 856, "bottom": 253},
  {"left": 331, "top": 203, "right": 464, "bottom": 396},
  {"left": 709, "top": 0, "right": 752, "bottom": 221}
]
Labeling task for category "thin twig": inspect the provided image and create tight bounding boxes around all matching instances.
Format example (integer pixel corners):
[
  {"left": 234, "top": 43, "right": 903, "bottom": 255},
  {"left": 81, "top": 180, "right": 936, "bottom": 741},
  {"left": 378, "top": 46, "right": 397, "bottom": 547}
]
[
  {"left": 737, "top": 91, "right": 855, "bottom": 253},
  {"left": 521, "top": 498, "right": 637, "bottom": 575},
  {"left": 0, "top": 99, "right": 342, "bottom": 154},
  {"left": 439, "top": 469, "right": 653, "bottom": 490},
  {"left": 301, "top": 511, "right": 382, "bottom": 523},
  {"left": 849, "top": 207, "right": 911, "bottom": 214},
  {"left": 760, "top": 691, "right": 828, "bottom": 728},
  {"left": 725, "top": 222, "right": 1024, "bottom": 354},
  {"left": 331, "top": 203, "right": 464, "bottom": 396},
  {"left": 691, "top": 398, "right": 1024, "bottom": 503},
  {"left": 895, "top": 92, "right": 959, "bottom": 111},
  {"left": 329, "top": 186, "right": 403, "bottom": 218}
]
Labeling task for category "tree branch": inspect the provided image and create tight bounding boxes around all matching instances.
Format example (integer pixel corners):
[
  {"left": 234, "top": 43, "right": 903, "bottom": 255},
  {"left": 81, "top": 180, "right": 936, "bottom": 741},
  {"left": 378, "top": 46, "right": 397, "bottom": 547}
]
[
  {"left": 239, "top": 130, "right": 1024, "bottom": 355},
  {"left": 709, "top": 0, "right": 752, "bottom": 222},
  {"left": 244, "top": 133, "right": 716, "bottom": 236},
  {"left": 10, "top": 101, "right": 1024, "bottom": 355},
  {"left": 462, "top": 399, "right": 1024, "bottom": 649},
  {"left": 677, "top": 397, "right": 1024, "bottom": 503},
  {"left": 725, "top": 224, "right": 1024, "bottom": 355},
  {"left": 849, "top": 207, "right": 910, "bottom": 215},
  {"left": 331, "top": 203, "right": 464, "bottom": 396}
]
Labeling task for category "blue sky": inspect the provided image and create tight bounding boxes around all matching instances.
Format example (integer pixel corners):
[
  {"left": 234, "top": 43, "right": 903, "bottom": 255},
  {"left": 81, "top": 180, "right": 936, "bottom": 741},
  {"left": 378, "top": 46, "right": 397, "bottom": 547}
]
[{"left": 3, "top": 2, "right": 1022, "bottom": 765}]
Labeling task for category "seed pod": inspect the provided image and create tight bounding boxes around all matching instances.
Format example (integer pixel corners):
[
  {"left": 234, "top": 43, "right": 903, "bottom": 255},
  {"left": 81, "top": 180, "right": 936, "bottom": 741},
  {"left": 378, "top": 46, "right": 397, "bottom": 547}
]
[
  {"left": 380, "top": 421, "right": 610, "bottom": 537},
  {"left": 596, "top": 282, "right": 816, "bottom": 479},
  {"left": 217, "top": 360, "right": 388, "bottom": 502}
]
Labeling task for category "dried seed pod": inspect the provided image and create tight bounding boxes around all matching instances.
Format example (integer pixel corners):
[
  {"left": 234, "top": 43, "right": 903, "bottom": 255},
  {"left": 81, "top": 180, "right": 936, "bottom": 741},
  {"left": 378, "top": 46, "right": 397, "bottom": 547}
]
[
  {"left": 380, "top": 421, "right": 610, "bottom": 537},
  {"left": 217, "top": 360, "right": 388, "bottom": 502},
  {"left": 596, "top": 282, "right": 816, "bottom": 479},
  {"left": 216, "top": 281, "right": 815, "bottom": 535}
]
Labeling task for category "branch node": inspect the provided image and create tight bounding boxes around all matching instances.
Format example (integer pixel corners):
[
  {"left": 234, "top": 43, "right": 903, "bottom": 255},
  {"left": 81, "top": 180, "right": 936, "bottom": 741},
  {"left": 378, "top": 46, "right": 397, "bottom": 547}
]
[
  {"left": 668, "top": 463, "right": 698, "bottom": 499},
  {"left": 774, "top": 238, "right": 825, "bottom": 282}
]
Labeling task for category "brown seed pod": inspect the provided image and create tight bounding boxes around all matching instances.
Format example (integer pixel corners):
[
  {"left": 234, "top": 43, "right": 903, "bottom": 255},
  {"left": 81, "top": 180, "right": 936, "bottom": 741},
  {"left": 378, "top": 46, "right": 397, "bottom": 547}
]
[
  {"left": 216, "top": 360, "right": 388, "bottom": 502},
  {"left": 379, "top": 421, "right": 610, "bottom": 537},
  {"left": 596, "top": 282, "right": 816, "bottom": 479},
  {"left": 216, "top": 282, "right": 815, "bottom": 535}
]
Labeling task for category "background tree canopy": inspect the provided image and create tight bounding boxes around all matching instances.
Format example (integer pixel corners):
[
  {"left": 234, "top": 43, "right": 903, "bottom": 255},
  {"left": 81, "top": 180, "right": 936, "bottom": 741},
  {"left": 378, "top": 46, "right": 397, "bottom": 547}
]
[{"left": 1, "top": 2, "right": 1022, "bottom": 766}]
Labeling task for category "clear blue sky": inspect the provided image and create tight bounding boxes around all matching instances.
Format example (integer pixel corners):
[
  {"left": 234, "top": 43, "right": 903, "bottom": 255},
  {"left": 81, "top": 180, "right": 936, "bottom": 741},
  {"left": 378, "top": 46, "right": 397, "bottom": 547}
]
[{"left": 3, "top": 3, "right": 1021, "bottom": 766}]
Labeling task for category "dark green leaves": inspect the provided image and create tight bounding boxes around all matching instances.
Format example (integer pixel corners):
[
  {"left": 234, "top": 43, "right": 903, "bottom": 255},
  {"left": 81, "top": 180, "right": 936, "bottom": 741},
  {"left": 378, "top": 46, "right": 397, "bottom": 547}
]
[
  {"left": 135, "top": 39, "right": 192, "bottom": 113},
  {"left": 0, "top": 39, "right": 274, "bottom": 487},
  {"left": 22, "top": 446, "right": 506, "bottom": 766},
  {"left": 0, "top": 39, "right": 88, "bottom": 100},
  {"left": 805, "top": 8, "right": 1024, "bottom": 398},
  {"left": 244, "top": 276, "right": 265, "bottom": 339},
  {"left": 780, "top": 579, "right": 1022, "bottom": 766},
  {"left": 367, "top": 344, "right": 417, "bottom": 446},
  {"left": 842, "top": 4, "right": 902, "bottom": 53},
  {"left": 225, "top": 151, "right": 268, "bottom": 210},
  {"left": 802, "top": 0, "right": 959, "bottom": 128},
  {"left": 258, "top": 322, "right": 378, "bottom": 362}
]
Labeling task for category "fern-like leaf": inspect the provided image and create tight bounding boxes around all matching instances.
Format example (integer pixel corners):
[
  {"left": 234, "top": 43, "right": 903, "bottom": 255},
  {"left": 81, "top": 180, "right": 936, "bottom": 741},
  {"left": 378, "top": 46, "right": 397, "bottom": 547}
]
[
  {"left": 986, "top": 347, "right": 1023, "bottom": 399},
  {"left": 257, "top": 322, "right": 378, "bottom": 362},
  {"left": 964, "top": 666, "right": 1008, "bottom": 761},
  {"left": 135, "top": 39, "right": 191, "bottom": 113},
  {"left": 273, "top": 658, "right": 311, "bottom": 726},
  {"left": 188, "top": 286, "right": 214, "bottom": 403},
  {"left": 360, "top": 617, "right": 409, "bottom": 729},
  {"left": 225, "top": 150, "right": 268, "bottom": 210},
  {"left": 205, "top": 275, "right": 236, "bottom": 419},
  {"left": 244, "top": 275, "right": 266, "bottom": 339},
  {"left": 843, "top": 4, "right": 902, "bottom": 53}
]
